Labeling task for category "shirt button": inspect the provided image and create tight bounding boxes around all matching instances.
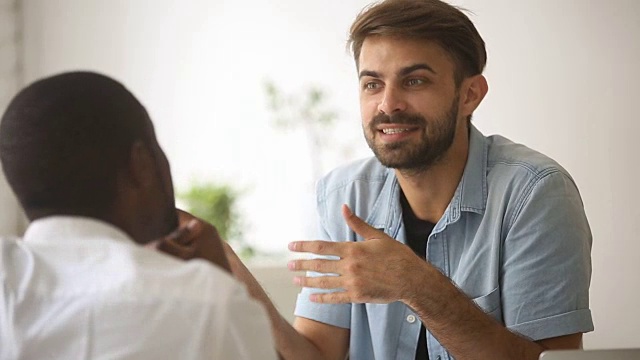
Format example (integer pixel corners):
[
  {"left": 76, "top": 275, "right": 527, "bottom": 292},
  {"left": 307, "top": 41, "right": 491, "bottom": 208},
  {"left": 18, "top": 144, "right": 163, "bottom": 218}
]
[{"left": 406, "top": 314, "right": 416, "bottom": 323}]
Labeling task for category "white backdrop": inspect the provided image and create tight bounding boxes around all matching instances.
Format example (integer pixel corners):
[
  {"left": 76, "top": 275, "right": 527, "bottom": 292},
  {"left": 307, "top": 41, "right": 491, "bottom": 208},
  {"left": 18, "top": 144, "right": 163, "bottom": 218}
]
[
  {"left": 0, "top": 0, "right": 23, "bottom": 236},
  {"left": 13, "top": 0, "right": 640, "bottom": 349}
]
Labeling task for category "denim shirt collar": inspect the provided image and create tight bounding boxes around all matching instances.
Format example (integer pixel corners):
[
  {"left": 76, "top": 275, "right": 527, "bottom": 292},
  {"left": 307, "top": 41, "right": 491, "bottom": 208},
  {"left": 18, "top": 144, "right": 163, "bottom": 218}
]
[
  {"left": 451, "top": 124, "right": 488, "bottom": 217},
  {"left": 367, "top": 124, "right": 489, "bottom": 237}
]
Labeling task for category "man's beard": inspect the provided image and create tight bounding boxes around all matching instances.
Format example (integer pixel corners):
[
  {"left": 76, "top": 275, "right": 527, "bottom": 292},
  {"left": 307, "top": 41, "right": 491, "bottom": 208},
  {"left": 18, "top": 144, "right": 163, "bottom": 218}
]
[{"left": 364, "top": 96, "right": 459, "bottom": 175}]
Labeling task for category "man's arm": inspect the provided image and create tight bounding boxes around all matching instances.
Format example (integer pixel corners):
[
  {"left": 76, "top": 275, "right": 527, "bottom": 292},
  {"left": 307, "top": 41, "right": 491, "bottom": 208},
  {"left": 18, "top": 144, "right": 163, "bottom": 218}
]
[
  {"left": 154, "top": 210, "right": 348, "bottom": 359},
  {"left": 294, "top": 318, "right": 349, "bottom": 360},
  {"left": 289, "top": 204, "right": 587, "bottom": 360},
  {"left": 154, "top": 210, "right": 349, "bottom": 359},
  {"left": 538, "top": 334, "right": 583, "bottom": 350},
  {"left": 217, "top": 285, "right": 280, "bottom": 360},
  {"left": 224, "top": 242, "right": 350, "bottom": 360},
  {"left": 401, "top": 254, "right": 580, "bottom": 359}
]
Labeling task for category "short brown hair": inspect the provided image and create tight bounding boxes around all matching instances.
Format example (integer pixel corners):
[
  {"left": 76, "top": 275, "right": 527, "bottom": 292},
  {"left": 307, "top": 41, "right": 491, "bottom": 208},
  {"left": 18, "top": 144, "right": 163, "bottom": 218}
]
[{"left": 348, "top": 0, "right": 487, "bottom": 85}]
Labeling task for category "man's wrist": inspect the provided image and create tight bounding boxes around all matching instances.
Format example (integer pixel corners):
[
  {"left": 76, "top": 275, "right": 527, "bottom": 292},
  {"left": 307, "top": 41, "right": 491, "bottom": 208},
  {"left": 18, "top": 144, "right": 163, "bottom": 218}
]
[{"left": 400, "top": 258, "right": 444, "bottom": 312}]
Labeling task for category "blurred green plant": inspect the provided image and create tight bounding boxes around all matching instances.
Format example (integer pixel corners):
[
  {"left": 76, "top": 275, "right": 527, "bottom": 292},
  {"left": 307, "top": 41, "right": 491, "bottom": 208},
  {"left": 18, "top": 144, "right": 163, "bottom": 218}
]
[
  {"left": 264, "top": 80, "right": 339, "bottom": 181},
  {"left": 264, "top": 80, "right": 338, "bottom": 129},
  {"left": 179, "top": 182, "right": 255, "bottom": 260}
]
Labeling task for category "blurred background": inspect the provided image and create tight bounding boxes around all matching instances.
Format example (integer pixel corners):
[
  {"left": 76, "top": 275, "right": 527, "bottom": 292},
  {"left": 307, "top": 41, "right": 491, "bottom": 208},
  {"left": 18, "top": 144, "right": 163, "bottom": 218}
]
[{"left": 0, "top": 0, "right": 638, "bottom": 349}]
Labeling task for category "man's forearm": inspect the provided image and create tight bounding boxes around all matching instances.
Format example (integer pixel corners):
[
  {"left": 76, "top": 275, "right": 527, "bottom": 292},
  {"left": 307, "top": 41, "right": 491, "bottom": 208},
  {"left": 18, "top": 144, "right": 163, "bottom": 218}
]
[
  {"left": 226, "top": 250, "right": 331, "bottom": 360},
  {"left": 256, "top": 293, "right": 328, "bottom": 360},
  {"left": 403, "top": 262, "right": 544, "bottom": 360}
]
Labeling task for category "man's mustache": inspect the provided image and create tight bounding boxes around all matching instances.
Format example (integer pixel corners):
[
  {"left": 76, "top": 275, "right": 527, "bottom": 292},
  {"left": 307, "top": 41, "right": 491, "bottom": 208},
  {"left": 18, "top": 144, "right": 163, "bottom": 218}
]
[{"left": 370, "top": 112, "right": 427, "bottom": 129}]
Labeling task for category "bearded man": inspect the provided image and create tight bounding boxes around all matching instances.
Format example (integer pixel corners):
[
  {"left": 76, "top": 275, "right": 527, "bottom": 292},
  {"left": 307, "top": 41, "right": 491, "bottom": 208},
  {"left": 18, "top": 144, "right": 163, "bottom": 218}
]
[{"left": 206, "top": 1, "right": 594, "bottom": 359}]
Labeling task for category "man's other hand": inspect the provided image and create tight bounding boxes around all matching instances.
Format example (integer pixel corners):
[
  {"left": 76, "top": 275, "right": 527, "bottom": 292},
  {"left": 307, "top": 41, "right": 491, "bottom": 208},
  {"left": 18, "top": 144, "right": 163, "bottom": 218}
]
[{"left": 152, "top": 209, "right": 231, "bottom": 272}]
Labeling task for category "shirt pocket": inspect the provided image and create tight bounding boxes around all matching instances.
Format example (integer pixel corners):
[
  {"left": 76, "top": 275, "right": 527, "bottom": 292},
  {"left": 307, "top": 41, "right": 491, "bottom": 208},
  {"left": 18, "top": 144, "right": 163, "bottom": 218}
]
[{"left": 471, "top": 287, "right": 502, "bottom": 322}]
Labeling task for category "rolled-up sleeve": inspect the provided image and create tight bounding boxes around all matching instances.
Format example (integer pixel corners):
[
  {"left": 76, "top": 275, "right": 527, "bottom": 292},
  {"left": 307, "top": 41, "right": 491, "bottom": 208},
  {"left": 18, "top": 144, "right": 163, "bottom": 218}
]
[{"left": 502, "top": 170, "right": 593, "bottom": 340}]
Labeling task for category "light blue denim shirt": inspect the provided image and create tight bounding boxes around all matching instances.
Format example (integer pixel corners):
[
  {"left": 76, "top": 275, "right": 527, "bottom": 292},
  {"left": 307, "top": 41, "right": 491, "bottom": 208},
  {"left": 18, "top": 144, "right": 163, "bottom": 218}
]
[{"left": 294, "top": 125, "right": 593, "bottom": 360}]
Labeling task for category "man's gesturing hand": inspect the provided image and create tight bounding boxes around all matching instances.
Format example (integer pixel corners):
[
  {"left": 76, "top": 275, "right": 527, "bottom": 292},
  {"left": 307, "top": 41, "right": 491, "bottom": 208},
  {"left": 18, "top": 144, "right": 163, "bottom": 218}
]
[{"left": 288, "top": 204, "right": 425, "bottom": 304}]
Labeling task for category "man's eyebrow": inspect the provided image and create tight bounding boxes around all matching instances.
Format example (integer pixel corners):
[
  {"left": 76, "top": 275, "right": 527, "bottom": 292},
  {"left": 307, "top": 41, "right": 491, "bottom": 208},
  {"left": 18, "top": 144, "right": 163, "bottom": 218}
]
[
  {"left": 359, "top": 70, "right": 379, "bottom": 79},
  {"left": 399, "top": 63, "right": 437, "bottom": 76},
  {"left": 359, "top": 64, "right": 437, "bottom": 79}
]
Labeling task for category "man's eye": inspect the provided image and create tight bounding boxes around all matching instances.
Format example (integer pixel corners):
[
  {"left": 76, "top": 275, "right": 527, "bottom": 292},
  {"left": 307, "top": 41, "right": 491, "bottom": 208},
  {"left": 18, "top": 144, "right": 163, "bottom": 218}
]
[
  {"left": 406, "top": 78, "right": 425, "bottom": 86},
  {"left": 364, "top": 82, "right": 379, "bottom": 90}
]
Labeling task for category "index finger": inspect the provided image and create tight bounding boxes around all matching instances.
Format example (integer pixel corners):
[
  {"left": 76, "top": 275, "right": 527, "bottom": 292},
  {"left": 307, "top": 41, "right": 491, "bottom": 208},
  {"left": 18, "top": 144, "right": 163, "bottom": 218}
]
[
  {"left": 288, "top": 240, "right": 344, "bottom": 256},
  {"left": 341, "top": 204, "right": 384, "bottom": 240}
]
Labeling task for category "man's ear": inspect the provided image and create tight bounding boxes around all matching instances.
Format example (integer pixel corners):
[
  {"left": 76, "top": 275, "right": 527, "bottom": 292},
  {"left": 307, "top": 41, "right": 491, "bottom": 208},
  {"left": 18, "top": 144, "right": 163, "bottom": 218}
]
[
  {"left": 126, "top": 140, "right": 156, "bottom": 189},
  {"left": 460, "top": 74, "right": 488, "bottom": 117}
]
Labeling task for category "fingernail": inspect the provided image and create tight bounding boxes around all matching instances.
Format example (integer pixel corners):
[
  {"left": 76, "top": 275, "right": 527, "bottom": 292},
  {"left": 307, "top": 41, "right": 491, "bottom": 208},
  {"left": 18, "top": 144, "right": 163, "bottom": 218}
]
[
  {"left": 288, "top": 242, "right": 296, "bottom": 251},
  {"left": 287, "top": 261, "right": 296, "bottom": 270},
  {"left": 293, "top": 277, "right": 301, "bottom": 285},
  {"left": 343, "top": 204, "right": 353, "bottom": 215}
]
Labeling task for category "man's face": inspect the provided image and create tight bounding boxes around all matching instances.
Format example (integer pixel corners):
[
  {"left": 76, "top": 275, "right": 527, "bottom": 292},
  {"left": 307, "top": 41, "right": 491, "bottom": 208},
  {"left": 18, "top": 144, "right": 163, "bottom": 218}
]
[{"left": 358, "top": 36, "right": 466, "bottom": 172}]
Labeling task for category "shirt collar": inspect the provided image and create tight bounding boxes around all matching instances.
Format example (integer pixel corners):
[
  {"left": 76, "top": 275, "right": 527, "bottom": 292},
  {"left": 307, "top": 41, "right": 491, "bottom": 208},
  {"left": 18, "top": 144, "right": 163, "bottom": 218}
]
[
  {"left": 24, "top": 216, "right": 135, "bottom": 246},
  {"left": 369, "top": 124, "right": 489, "bottom": 235},
  {"left": 450, "top": 124, "right": 488, "bottom": 220}
]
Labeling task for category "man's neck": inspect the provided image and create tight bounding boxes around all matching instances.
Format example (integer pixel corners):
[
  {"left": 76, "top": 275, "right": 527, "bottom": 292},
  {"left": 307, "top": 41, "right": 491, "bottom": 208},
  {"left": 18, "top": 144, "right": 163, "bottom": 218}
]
[{"left": 396, "top": 132, "right": 469, "bottom": 224}]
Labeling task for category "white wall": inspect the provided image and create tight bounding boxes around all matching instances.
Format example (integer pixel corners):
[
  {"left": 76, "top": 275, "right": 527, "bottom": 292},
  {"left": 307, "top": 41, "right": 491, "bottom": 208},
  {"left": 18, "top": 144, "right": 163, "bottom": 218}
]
[
  {"left": 18, "top": 0, "right": 640, "bottom": 349},
  {"left": 0, "top": 0, "right": 23, "bottom": 235},
  {"left": 20, "top": 0, "right": 372, "bottom": 256}
]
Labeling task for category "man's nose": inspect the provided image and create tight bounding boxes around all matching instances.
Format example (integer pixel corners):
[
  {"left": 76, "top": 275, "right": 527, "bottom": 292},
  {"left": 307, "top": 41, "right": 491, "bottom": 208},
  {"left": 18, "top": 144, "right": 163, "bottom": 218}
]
[{"left": 377, "top": 85, "right": 407, "bottom": 114}]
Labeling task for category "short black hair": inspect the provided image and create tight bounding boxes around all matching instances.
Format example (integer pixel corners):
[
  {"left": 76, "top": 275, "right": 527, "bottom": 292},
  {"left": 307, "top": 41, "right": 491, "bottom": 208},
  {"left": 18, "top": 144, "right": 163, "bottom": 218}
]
[{"left": 0, "top": 71, "right": 152, "bottom": 218}]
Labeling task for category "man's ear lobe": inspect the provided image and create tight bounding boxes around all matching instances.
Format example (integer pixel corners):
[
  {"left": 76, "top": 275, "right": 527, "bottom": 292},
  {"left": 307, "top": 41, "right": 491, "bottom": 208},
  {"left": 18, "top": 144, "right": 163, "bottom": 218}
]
[
  {"left": 127, "top": 140, "right": 155, "bottom": 188},
  {"left": 461, "top": 74, "right": 489, "bottom": 115}
]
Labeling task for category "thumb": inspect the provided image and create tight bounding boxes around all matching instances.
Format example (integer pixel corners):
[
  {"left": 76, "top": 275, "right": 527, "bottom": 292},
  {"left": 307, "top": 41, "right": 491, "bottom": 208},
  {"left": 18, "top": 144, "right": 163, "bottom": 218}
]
[{"left": 341, "top": 204, "right": 383, "bottom": 240}]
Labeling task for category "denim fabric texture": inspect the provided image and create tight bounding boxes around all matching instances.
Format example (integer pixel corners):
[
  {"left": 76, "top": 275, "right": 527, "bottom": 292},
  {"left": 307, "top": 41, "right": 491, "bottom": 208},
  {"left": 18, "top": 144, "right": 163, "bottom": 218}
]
[{"left": 294, "top": 125, "right": 593, "bottom": 360}]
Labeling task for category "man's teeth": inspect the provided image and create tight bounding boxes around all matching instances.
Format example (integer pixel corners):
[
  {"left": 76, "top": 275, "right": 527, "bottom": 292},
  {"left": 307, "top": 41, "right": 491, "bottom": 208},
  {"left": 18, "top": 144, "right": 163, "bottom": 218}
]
[{"left": 382, "top": 128, "right": 410, "bottom": 134}]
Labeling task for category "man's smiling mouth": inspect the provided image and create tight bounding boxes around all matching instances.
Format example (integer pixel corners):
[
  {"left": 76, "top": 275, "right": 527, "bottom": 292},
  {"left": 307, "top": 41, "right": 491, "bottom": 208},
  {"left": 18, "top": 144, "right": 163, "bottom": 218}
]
[{"left": 381, "top": 128, "right": 412, "bottom": 134}]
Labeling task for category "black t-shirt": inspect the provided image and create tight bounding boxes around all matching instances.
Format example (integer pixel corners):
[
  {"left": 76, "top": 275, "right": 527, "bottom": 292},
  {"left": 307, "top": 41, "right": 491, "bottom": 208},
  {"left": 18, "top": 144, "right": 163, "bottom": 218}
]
[{"left": 400, "top": 192, "right": 435, "bottom": 360}]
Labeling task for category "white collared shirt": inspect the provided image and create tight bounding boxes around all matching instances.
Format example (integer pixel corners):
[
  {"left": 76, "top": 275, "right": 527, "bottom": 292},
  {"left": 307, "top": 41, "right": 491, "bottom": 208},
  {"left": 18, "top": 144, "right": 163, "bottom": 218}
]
[{"left": 0, "top": 216, "right": 277, "bottom": 360}]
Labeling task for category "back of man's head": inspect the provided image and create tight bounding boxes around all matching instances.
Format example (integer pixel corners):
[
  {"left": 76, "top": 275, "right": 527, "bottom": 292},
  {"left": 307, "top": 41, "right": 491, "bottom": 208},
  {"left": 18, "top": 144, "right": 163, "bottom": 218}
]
[{"left": 0, "top": 71, "right": 151, "bottom": 220}]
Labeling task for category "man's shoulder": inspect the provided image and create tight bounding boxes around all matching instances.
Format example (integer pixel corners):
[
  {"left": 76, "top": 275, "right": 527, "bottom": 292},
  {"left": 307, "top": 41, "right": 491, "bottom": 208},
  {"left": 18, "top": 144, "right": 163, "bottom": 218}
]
[
  {"left": 317, "top": 156, "right": 391, "bottom": 199},
  {"left": 124, "top": 247, "right": 244, "bottom": 302},
  {"left": 485, "top": 134, "right": 573, "bottom": 184},
  {"left": 3, "top": 236, "right": 243, "bottom": 305}
]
